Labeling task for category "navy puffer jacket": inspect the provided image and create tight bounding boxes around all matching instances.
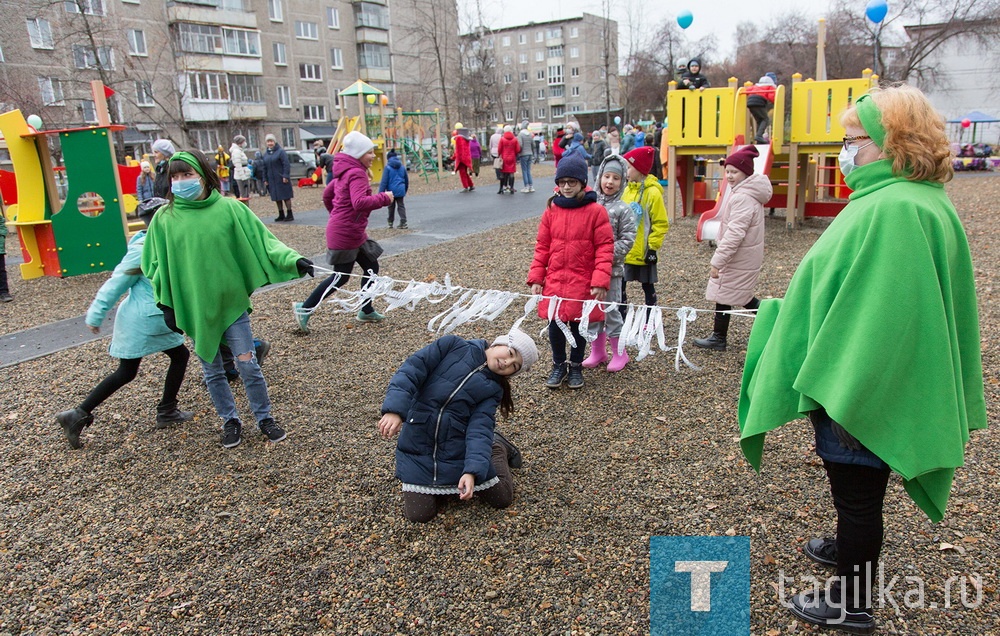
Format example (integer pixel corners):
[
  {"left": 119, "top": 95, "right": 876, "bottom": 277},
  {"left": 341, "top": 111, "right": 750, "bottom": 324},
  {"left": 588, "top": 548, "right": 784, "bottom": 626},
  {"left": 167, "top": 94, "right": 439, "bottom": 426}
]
[{"left": 382, "top": 336, "right": 503, "bottom": 487}]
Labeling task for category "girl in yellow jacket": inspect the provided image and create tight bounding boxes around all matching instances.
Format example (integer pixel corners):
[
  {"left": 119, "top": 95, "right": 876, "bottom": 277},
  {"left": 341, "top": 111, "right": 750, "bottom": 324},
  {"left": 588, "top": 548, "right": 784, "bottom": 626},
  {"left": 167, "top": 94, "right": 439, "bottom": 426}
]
[{"left": 620, "top": 147, "right": 668, "bottom": 316}]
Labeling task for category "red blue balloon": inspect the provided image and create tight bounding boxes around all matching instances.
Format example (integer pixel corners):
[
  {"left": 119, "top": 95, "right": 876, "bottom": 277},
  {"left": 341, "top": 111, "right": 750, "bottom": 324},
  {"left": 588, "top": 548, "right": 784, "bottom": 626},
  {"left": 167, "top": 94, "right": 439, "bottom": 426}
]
[
  {"left": 865, "top": 0, "right": 888, "bottom": 23},
  {"left": 677, "top": 10, "right": 693, "bottom": 30}
]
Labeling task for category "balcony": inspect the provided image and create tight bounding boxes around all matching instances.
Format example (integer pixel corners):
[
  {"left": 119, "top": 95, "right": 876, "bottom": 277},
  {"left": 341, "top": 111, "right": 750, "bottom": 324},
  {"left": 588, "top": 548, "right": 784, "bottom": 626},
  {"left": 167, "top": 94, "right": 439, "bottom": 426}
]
[
  {"left": 176, "top": 54, "right": 262, "bottom": 75},
  {"left": 167, "top": 4, "right": 257, "bottom": 28},
  {"left": 181, "top": 100, "right": 266, "bottom": 122},
  {"left": 355, "top": 27, "right": 389, "bottom": 44},
  {"left": 359, "top": 68, "right": 392, "bottom": 82}
]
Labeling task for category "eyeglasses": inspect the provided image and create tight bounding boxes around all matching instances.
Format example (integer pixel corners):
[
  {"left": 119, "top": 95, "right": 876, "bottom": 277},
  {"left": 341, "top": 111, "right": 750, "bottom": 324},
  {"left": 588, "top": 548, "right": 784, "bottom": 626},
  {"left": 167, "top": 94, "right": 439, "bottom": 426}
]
[
  {"left": 842, "top": 135, "right": 871, "bottom": 151},
  {"left": 556, "top": 179, "right": 579, "bottom": 187}
]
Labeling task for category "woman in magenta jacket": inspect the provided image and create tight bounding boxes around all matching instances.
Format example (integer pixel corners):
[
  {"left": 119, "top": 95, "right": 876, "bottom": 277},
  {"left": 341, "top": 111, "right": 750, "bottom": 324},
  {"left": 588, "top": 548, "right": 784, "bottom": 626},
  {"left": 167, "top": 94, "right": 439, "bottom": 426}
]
[{"left": 294, "top": 131, "right": 393, "bottom": 332}]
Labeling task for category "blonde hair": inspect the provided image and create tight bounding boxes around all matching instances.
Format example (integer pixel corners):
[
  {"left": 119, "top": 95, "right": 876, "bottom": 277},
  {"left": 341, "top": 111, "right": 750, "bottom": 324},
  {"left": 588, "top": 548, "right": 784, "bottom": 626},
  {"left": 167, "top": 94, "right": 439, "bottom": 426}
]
[{"left": 841, "top": 83, "right": 953, "bottom": 183}]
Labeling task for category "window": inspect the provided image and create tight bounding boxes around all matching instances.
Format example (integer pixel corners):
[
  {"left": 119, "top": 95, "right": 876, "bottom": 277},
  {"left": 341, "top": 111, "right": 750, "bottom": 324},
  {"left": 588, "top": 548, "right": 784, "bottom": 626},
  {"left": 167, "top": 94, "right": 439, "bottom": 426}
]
[
  {"left": 547, "top": 46, "right": 563, "bottom": 58},
  {"left": 505, "top": 110, "right": 513, "bottom": 121},
  {"left": 550, "top": 86, "right": 564, "bottom": 97},
  {"left": 268, "top": 0, "right": 282, "bottom": 21},
  {"left": 519, "top": 53, "right": 527, "bottom": 64},
  {"left": 27, "top": 18, "right": 54, "bottom": 49},
  {"left": 547, "top": 65, "right": 563, "bottom": 85},
  {"left": 135, "top": 80, "right": 154, "bottom": 106},
  {"left": 503, "top": 93, "right": 512, "bottom": 103},
  {"left": 187, "top": 72, "right": 227, "bottom": 100},
  {"left": 502, "top": 55, "right": 510, "bottom": 65},
  {"left": 327, "top": 7, "right": 340, "bottom": 28},
  {"left": 354, "top": 2, "right": 388, "bottom": 29},
  {"left": 127, "top": 29, "right": 147, "bottom": 56},
  {"left": 571, "top": 86, "right": 580, "bottom": 96},
  {"left": 299, "top": 63, "right": 322, "bottom": 81},
  {"left": 219, "top": 0, "right": 247, "bottom": 10},
  {"left": 503, "top": 74, "right": 512, "bottom": 84},
  {"left": 223, "top": 28, "right": 260, "bottom": 56},
  {"left": 273, "top": 41, "right": 287, "bottom": 65},
  {"left": 537, "top": 89, "right": 545, "bottom": 99},
  {"left": 537, "top": 107, "right": 546, "bottom": 118},
  {"left": 276, "top": 85, "right": 291, "bottom": 108},
  {"left": 570, "top": 27, "right": 579, "bottom": 38},
  {"left": 535, "top": 51, "right": 544, "bottom": 62},
  {"left": 38, "top": 77, "right": 64, "bottom": 105},
  {"left": 64, "top": 0, "right": 104, "bottom": 16},
  {"left": 295, "top": 21, "right": 318, "bottom": 40},
  {"left": 357, "top": 43, "right": 389, "bottom": 69},
  {"left": 569, "top": 46, "right": 579, "bottom": 58},
  {"left": 330, "top": 47, "right": 343, "bottom": 69},
  {"left": 519, "top": 72, "right": 528, "bottom": 82},
  {"left": 485, "top": 38, "right": 493, "bottom": 49},
  {"left": 281, "top": 127, "right": 295, "bottom": 147},
  {"left": 81, "top": 100, "right": 98, "bottom": 123},
  {"left": 228, "top": 74, "right": 263, "bottom": 103},
  {"left": 302, "top": 104, "right": 326, "bottom": 121},
  {"left": 501, "top": 36, "right": 510, "bottom": 46},
  {"left": 192, "top": 129, "right": 220, "bottom": 152},
  {"left": 178, "top": 23, "right": 222, "bottom": 54},
  {"left": 600, "top": 68, "right": 606, "bottom": 78},
  {"left": 518, "top": 34, "right": 526, "bottom": 44},
  {"left": 520, "top": 90, "right": 528, "bottom": 102},
  {"left": 0, "top": 45, "right": 5, "bottom": 62},
  {"left": 73, "top": 45, "right": 115, "bottom": 70},
  {"left": 537, "top": 70, "right": 545, "bottom": 81},
  {"left": 547, "top": 28, "right": 562, "bottom": 38},
  {"left": 535, "top": 31, "right": 543, "bottom": 42},
  {"left": 552, "top": 105, "right": 564, "bottom": 117},
  {"left": 571, "top": 67, "right": 579, "bottom": 78},
  {"left": 570, "top": 105, "right": 581, "bottom": 113}
]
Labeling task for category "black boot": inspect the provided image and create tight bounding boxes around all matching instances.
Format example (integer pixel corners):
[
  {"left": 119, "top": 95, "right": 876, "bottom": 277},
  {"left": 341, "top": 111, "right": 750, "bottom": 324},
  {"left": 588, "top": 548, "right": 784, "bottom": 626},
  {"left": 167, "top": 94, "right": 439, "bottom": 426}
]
[
  {"left": 567, "top": 362, "right": 584, "bottom": 389},
  {"left": 284, "top": 210, "right": 294, "bottom": 222},
  {"left": 275, "top": 210, "right": 286, "bottom": 222},
  {"left": 155, "top": 401, "right": 195, "bottom": 429},
  {"left": 55, "top": 407, "right": 93, "bottom": 449},
  {"left": 693, "top": 333, "right": 727, "bottom": 351},
  {"left": 694, "top": 307, "right": 730, "bottom": 351},
  {"left": 545, "top": 362, "right": 569, "bottom": 388}
]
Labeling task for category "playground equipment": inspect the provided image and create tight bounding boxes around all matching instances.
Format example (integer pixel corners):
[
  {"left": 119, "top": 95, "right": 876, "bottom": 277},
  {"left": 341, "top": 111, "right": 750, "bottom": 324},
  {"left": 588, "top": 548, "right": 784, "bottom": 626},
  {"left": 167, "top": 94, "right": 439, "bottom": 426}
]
[
  {"left": 664, "top": 70, "right": 878, "bottom": 232},
  {"left": 0, "top": 81, "right": 131, "bottom": 279}
]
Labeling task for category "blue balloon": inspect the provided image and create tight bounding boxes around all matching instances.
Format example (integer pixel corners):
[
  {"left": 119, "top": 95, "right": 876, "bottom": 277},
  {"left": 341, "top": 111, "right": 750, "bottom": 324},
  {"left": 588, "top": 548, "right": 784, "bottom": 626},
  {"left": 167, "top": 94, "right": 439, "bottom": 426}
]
[
  {"left": 614, "top": 116, "right": 622, "bottom": 126},
  {"left": 865, "top": 0, "right": 888, "bottom": 23},
  {"left": 677, "top": 10, "right": 693, "bottom": 30}
]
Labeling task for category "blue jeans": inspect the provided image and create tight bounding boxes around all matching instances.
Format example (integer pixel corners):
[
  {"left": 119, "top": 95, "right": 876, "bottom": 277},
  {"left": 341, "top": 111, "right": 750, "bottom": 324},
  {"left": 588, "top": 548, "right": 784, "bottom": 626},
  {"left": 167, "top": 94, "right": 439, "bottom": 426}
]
[
  {"left": 199, "top": 312, "right": 271, "bottom": 423},
  {"left": 519, "top": 155, "right": 533, "bottom": 188}
]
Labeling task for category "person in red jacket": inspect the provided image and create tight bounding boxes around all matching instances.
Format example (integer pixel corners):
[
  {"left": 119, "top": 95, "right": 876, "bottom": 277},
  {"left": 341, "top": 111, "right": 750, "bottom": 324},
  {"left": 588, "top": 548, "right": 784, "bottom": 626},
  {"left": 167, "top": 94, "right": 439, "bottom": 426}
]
[
  {"left": 497, "top": 125, "right": 520, "bottom": 194},
  {"left": 452, "top": 126, "right": 475, "bottom": 192},
  {"left": 527, "top": 155, "right": 614, "bottom": 390},
  {"left": 744, "top": 73, "right": 778, "bottom": 143},
  {"left": 552, "top": 127, "right": 565, "bottom": 167}
]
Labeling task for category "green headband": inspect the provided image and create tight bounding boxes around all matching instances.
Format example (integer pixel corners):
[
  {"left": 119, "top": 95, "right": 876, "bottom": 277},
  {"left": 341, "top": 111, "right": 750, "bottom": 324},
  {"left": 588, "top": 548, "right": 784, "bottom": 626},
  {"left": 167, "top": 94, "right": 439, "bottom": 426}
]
[
  {"left": 171, "top": 151, "right": 205, "bottom": 178},
  {"left": 855, "top": 94, "right": 886, "bottom": 150}
]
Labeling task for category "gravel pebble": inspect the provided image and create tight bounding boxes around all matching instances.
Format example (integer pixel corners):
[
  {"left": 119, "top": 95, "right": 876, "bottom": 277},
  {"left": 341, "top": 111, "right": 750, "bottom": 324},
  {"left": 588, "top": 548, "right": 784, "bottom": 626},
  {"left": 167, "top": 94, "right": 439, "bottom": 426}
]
[{"left": 1, "top": 171, "right": 997, "bottom": 634}]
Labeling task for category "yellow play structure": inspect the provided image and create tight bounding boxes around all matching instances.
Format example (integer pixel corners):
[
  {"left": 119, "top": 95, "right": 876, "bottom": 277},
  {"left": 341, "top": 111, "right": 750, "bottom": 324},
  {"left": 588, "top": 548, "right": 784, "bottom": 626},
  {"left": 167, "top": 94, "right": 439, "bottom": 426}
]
[{"left": 664, "top": 69, "right": 878, "bottom": 231}]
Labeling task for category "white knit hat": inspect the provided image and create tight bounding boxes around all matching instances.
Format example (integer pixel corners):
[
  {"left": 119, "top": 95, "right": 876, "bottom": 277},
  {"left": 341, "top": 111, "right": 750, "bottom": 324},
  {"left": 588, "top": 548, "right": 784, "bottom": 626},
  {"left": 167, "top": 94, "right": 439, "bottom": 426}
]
[
  {"left": 492, "top": 328, "right": 539, "bottom": 375},
  {"left": 151, "top": 139, "right": 175, "bottom": 157},
  {"left": 341, "top": 131, "right": 375, "bottom": 159}
]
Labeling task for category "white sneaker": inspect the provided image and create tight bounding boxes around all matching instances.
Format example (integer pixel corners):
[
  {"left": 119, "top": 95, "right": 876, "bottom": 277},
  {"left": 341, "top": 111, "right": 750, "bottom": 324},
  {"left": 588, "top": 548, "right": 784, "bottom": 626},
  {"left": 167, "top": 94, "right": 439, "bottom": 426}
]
[
  {"left": 528, "top": 186, "right": 535, "bottom": 192},
  {"left": 521, "top": 187, "right": 530, "bottom": 193}
]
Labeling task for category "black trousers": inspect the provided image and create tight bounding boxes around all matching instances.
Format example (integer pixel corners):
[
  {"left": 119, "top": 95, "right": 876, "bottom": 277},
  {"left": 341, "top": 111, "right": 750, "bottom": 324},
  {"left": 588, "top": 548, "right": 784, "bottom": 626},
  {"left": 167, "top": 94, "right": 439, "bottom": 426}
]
[
  {"left": 548, "top": 320, "right": 586, "bottom": 365},
  {"left": 749, "top": 104, "right": 771, "bottom": 141},
  {"left": 303, "top": 251, "right": 379, "bottom": 314},
  {"left": 80, "top": 345, "right": 189, "bottom": 413},
  {"left": 711, "top": 297, "right": 760, "bottom": 338},
  {"left": 0, "top": 254, "right": 9, "bottom": 294}
]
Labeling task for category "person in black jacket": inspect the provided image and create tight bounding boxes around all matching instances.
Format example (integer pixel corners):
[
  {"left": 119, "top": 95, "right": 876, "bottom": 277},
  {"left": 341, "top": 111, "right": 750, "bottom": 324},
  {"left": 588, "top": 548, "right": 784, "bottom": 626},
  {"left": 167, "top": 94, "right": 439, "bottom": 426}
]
[
  {"left": 681, "top": 59, "right": 710, "bottom": 90},
  {"left": 377, "top": 329, "right": 539, "bottom": 523},
  {"left": 150, "top": 139, "right": 175, "bottom": 198}
]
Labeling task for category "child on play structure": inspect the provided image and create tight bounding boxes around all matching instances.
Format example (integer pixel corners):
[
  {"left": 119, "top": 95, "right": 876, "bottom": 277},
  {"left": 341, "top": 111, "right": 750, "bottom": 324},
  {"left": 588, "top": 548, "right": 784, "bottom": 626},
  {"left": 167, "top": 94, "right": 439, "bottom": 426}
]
[
  {"left": 527, "top": 155, "right": 614, "bottom": 390},
  {"left": 377, "top": 328, "right": 539, "bottom": 523},
  {"left": 55, "top": 198, "right": 194, "bottom": 449},
  {"left": 581, "top": 154, "right": 637, "bottom": 373},
  {"left": 141, "top": 150, "right": 315, "bottom": 449}
]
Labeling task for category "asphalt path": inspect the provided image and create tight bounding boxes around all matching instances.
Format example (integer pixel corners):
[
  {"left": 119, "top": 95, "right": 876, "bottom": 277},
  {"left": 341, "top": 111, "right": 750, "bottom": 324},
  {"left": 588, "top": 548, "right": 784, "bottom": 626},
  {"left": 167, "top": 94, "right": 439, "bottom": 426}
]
[{"left": 0, "top": 188, "right": 545, "bottom": 368}]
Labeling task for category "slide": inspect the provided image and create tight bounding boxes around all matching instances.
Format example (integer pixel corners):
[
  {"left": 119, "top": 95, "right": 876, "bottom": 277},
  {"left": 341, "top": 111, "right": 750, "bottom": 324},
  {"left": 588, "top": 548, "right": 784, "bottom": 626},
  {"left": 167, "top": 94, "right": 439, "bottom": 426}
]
[{"left": 696, "top": 143, "right": 773, "bottom": 242}]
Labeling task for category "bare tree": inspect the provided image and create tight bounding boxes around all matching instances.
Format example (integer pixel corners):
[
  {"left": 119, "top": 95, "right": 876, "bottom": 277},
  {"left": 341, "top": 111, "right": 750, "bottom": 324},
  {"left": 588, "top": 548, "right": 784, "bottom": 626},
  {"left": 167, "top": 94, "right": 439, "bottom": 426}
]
[
  {"left": 392, "top": 0, "right": 461, "bottom": 125},
  {"left": 455, "top": 0, "right": 503, "bottom": 130}
]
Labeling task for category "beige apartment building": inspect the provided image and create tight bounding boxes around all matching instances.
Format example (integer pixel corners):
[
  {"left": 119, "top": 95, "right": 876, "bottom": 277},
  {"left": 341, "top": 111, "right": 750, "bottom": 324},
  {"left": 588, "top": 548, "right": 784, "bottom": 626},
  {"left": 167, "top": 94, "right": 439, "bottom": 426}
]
[
  {"left": 458, "top": 13, "right": 620, "bottom": 128},
  {"left": 0, "top": 0, "right": 458, "bottom": 158}
]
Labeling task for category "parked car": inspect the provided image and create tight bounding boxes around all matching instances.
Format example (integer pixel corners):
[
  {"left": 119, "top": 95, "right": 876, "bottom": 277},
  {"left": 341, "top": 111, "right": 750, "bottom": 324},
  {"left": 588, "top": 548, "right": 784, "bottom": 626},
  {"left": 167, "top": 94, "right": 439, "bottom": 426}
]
[{"left": 285, "top": 150, "right": 317, "bottom": 179}]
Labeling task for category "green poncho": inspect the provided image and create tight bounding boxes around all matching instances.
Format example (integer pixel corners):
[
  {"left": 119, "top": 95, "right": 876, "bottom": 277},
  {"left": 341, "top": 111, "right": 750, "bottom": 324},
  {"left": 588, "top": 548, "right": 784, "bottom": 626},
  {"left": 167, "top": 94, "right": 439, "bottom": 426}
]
[
  {"left": 738, "top": 159, "right": 986, "bottom": 522},
  {"left": 141, "top": 190, "right": 302, "bottom": 361}
]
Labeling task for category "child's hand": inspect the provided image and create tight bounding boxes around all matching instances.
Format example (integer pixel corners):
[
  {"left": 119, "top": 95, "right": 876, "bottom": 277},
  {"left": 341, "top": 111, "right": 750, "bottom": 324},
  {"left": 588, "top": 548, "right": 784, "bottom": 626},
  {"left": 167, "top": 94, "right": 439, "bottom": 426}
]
[
  {"left": 385, "top": 191, "right": 395, "bottom": 202},
  {"left": 377, "top": 413, "right": 403, "bottom": 439},
  {"left": 458, "top": 473, "right": 476, "bottom": 500},
  {"left": 88, "top": 325, "right": 100, "bottom": 334},
  {"left": 591, "top": 287, "right": 607, "bottom": 301},
  {"left": 710, "top": 266, "right": 720, "bottom": 279},
  {"left": 530, "top": 284, "right": 543, "bottom": 295}
]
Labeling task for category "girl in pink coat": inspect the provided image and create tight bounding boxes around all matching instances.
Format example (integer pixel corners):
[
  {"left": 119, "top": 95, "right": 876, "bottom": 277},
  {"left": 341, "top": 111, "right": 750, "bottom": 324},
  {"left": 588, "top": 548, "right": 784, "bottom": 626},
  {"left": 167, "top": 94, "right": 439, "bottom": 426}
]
[{"left": 527, "top": 156, "right": 614, "bottom": 390}]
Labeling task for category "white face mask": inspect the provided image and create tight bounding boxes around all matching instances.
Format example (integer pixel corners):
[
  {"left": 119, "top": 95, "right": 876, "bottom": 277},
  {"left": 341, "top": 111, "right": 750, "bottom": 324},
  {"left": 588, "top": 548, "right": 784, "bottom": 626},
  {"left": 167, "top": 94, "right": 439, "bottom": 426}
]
[{"left": 839, "top": 140, "right": 875, "bottom": 177}]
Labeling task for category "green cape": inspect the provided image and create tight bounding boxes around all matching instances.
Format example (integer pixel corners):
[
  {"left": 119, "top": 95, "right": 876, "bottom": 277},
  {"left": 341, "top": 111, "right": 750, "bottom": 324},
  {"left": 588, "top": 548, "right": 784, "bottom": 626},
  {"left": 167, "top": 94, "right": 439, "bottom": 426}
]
[
  {"left": 141, "top": 191, "right": 302, "bottom": 361},
  {"left": 738, "top": 160, "right": 986, "bottom": 522}
]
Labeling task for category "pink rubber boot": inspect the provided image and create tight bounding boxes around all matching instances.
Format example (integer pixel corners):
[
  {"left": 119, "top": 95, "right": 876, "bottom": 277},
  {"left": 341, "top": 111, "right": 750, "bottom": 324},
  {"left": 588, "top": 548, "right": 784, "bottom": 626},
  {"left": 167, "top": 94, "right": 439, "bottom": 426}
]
[
  {"left": 606, "top": 337, "right": 630, "bottom": 372},
  {"left": 582, "top": 332, "right": 609, "bottom": 368}
]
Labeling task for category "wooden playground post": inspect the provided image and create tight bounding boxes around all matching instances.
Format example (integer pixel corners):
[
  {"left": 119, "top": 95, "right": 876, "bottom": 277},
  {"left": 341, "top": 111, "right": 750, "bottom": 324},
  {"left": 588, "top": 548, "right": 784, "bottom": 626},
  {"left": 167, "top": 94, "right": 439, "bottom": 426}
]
[{"left": 357, "top": 92, "right": 367, "bottom": 135}]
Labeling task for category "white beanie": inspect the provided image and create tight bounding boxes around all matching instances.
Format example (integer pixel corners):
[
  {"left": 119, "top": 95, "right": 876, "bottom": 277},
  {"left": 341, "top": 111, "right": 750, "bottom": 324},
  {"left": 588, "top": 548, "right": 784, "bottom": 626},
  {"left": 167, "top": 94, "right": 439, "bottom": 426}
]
[
  {"left": 265, "top": 133, "right": 277, "bottom": 143},
  {"left": 503, "top": 125, "right": 513, "bottom": 133},
  {"left": 492, "top": 328, "right": 539, "bottom": 375},
  {"left": 140, "top": 160, "right": 151, "bottom": 171},
  {"left": 341, "top": 130, "right": 375, "bottom": 159}
]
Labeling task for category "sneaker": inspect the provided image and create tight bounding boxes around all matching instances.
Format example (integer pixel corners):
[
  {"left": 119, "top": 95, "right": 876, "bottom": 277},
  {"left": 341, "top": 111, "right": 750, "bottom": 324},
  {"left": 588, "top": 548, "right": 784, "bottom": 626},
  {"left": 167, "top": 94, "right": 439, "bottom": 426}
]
[
  {"left": 567, "top": 363, "right": 584, "bottom": 389},
  {"left": 527, "top": 186, "right": 535, "bottom": 192},
  {"left": 521, "top": 187, "right": 531, "bottom": 193},
  {"left": 0, "top": 293, "right": 12, "bottom": 302},
  {"left": 388, "top": 222, "right": 394, "bottom": 228},
  {"left": 398, "top": 223, "right": 408, "bottom": 229},
  {"left": 788, "top": 590, "right": 876, "bottom": 635},
  {"left": 493, "top": 430, "right": 523, "bottom": 468},
  {"left": 221, "top": 418, "right": 242, "bottom": 449},
  {"left": 254, "top": 339, "right": 271, "bottom": 366},
  {"left": 804, "top": 537, "right": 838, "bottom": 567},
  {"left": 356, "top": 309, "right": 386, "bottom": 323},
  {"left": 293, "top": 302, "right": 310, "bottom": 333},
  {"left": 545, "top": 363, "right": 569, "bottom": 388},
  {"left": 55, "top": 408, "right": 93, "bottom": 449},
  {"left": 258, "top": 418, "right": 287, "bottom": 443}
]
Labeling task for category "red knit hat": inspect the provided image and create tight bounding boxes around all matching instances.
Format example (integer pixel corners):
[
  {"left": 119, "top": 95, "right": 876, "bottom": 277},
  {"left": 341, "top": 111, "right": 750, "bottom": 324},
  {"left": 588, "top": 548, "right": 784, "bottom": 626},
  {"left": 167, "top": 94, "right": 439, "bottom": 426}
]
[
  {"left": 623, "top": 146, "right": 655, "bottom": 176},
  {"left": 723, "top": 145, "right": 760, "bottom": 176}
]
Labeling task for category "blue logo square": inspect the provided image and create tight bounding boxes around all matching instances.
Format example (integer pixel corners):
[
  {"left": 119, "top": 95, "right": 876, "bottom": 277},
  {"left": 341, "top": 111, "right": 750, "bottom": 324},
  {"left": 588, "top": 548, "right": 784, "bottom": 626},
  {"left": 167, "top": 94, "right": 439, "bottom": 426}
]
[{"left": 650, "top": 536, "right": 750, "bottom": 636}]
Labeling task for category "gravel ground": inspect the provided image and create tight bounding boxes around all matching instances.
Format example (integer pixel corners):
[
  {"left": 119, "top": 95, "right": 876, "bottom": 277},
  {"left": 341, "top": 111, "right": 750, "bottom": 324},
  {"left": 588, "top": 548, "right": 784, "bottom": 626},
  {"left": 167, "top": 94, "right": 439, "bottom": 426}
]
[{"left": 0, "top": 172, "right": 997, "bottom": 634}]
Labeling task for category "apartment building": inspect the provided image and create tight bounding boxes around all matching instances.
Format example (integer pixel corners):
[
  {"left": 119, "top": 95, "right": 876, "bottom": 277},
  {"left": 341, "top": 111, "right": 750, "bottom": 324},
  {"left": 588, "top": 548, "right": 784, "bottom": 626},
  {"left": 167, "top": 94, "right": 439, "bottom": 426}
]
[
  {"left": 459, "top": 13, "right": 620, "bottom": 127},
  {"left": 0, "top": 0, "right": 458, "bottom": 157}
]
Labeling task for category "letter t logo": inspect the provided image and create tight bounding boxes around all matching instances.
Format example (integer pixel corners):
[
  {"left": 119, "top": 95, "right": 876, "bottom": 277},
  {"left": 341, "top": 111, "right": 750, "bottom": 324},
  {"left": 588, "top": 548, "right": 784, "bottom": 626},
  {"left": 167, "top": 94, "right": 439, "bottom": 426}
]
[{"left": 675, "top": 561, "right": 728, "bottom": 611}]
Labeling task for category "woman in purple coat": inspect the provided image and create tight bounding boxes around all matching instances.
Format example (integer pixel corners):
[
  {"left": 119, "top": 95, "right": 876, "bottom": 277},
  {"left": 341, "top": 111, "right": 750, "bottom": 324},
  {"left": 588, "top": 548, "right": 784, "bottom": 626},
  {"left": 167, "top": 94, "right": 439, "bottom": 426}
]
[{"left": 294, "top": 132, "right": 393, "bottom": 333}]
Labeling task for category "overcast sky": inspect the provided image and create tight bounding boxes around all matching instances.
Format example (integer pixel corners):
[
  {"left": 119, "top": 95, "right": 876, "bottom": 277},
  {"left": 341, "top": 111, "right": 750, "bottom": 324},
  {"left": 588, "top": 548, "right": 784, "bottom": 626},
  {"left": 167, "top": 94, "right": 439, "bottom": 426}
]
[{"left": 461, "top": 0, "right": 826, "bottom": 58}]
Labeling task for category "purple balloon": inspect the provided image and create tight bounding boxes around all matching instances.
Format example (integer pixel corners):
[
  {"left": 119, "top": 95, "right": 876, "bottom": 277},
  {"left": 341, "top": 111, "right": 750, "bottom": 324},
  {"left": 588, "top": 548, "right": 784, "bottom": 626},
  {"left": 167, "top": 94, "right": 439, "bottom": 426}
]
[
  {"left": 865, "top": 0, "right": 888, "bottom": 23},
  {"left": 677, "top": 10, "right": 693, "bottom": 30}
]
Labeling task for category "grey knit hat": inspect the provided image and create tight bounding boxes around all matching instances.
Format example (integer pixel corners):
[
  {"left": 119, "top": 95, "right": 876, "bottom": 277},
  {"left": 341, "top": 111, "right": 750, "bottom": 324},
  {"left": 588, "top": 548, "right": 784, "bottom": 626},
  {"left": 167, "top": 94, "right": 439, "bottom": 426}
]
[{"left": 492, "top": 328, "right": 539, "bottom": 375}]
